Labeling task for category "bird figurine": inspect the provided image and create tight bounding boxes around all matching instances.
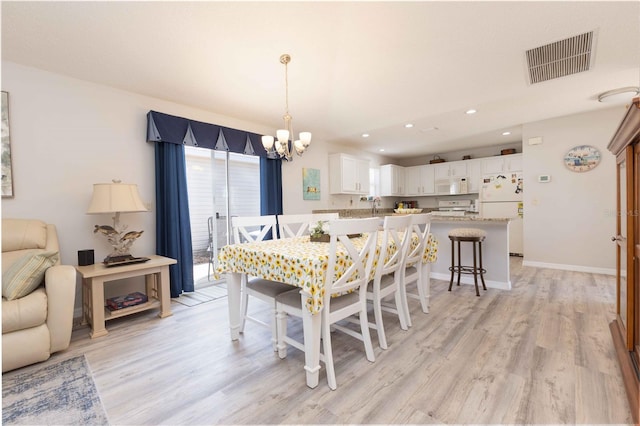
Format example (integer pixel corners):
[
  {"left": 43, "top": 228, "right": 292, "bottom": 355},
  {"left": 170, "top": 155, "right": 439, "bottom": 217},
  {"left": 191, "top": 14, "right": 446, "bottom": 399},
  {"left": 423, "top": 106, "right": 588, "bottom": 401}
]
[
  {"left": 94, "top": 225, "right": 118, "bottom": 236},
  {"left": 120, "top": 230, "right": 143, "bottom": 242}
]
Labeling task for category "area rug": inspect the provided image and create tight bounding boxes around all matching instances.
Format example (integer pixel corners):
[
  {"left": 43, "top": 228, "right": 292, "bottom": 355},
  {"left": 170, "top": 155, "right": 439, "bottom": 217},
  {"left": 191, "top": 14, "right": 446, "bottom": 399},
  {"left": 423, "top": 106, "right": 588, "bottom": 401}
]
[
  {"left": 173, "top": 283, "right": 227, "bottom": 307},
  {"left": 2, "top": 355, "right": 109, "bottom": 425}
]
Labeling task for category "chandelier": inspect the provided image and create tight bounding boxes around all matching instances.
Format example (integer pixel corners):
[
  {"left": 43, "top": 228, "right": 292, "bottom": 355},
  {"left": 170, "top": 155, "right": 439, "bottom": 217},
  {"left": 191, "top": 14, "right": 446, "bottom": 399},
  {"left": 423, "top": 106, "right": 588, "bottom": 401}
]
[{"left": 261, "top": 54, "right": 311, "bottom": 161}]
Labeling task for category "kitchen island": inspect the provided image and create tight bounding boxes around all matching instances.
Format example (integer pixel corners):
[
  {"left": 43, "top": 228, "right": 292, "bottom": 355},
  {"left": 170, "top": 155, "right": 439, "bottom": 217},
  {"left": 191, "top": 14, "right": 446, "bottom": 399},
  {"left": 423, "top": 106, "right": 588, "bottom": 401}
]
[{"left": 430, "top": 216, "right": 513, "bottom": 290}]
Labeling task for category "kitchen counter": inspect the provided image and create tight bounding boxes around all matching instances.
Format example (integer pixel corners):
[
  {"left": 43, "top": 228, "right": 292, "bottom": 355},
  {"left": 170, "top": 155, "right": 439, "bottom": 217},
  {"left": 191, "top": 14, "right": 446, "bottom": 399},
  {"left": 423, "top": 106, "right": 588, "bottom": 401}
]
[
  {"left": 429, "top": 217, "right": 513, "bottom": 290},
  {"left": 431, "top": 215, "right": 509, "bottom": 222},
  {"left": 312, "top": 209, "right": 513, "bottom": 289}
]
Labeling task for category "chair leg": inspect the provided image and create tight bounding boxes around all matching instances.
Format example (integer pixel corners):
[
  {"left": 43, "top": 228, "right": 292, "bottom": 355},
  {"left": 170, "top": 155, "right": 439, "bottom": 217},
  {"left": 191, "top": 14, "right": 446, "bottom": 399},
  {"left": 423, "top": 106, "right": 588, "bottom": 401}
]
[
  {"left": 456, "top": 241, "right": 462, "bottom": 287},
  {"left": 479, "top": 241, "right": 487, "bottom": 291},
  {"left": 321, "top": 315, "right": 337, "bottom": 390},
  {"left": 472, "top": 242, "right": 480, "bottom": 296},
  {"left": 448, "top": 239, "right": 455, "bottom": 291},
  {"left": 275, "top": 306, "right": 288, "bottom": 359},
  {"left": 372, "top": 295, "right": 388, "bottom": 349},
  {"left": 395, "top": 289, "right": 409, "bottom": 331},
  {"left": 239, "top": 277, "right": 249, "bottom": 333},
  {"left": 416, "top": 269, "right": 428, "bottom": 313},
  {"left": 269, "top": 305, "right": 278, "bottom": 352},
  {"left": 359, "top": 304, "right": 376, "bottom": 363},
  {"left": 396, "top": 272, "right": 411, "bottom": 328},
  {"left": 423, "top": 263, "right": 431, "bottom": 313}
]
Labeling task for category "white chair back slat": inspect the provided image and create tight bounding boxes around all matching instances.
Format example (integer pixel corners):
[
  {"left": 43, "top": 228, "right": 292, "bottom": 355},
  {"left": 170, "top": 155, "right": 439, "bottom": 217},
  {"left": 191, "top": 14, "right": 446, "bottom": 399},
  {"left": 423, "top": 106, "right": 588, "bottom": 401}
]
[
  {"left": 277, "top": 213, "right": 339, "bottom": 238},
  {"left": 406, "top": 213, "right": 432, "bottom": 267},
  {"left": 377, "top": 215, "right": 413, "bottom": 278},
  {"left": 231, "top": 215, "right": 278, "bottom": 244},
  {"left": 325, "top": 218, "right": 379, "bottom": 297}
]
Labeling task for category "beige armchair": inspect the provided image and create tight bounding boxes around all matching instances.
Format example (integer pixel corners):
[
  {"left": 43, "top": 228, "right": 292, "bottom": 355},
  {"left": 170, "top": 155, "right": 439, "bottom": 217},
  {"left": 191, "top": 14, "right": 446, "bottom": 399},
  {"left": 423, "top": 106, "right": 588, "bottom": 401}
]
[{"left": 2, "top": 219, "right": 76, "bottom": 372}]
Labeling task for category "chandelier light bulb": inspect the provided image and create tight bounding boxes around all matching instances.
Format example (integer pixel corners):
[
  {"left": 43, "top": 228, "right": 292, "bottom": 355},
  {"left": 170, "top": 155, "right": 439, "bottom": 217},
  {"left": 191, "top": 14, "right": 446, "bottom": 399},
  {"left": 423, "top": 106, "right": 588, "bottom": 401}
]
[
  {"left": 276, "top": 129, "right": 289, "bottom": 143},
  {"left": 299, "top": 132, "right": 312, "bottom": 147},
  {"left": 261, "top": 135, "right": 274, "bottom": 150},
  {"left": 294, "top": 139, "right": 305, "bottom": 152}
]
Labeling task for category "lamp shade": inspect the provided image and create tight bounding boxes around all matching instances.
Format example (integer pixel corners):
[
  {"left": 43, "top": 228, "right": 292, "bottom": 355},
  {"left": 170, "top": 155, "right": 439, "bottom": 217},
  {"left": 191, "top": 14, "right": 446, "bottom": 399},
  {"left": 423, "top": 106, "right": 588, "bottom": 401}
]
[{"left": 87, "top": 182, "right": 148, "bottom": 214}]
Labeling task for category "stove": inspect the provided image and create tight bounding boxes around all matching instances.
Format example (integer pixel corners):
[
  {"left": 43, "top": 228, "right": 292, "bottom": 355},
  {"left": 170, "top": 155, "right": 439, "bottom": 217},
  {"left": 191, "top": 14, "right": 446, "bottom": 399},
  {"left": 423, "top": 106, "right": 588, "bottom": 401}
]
[{"left": 431, "top": 200, "right": 475, "bottom": 216}]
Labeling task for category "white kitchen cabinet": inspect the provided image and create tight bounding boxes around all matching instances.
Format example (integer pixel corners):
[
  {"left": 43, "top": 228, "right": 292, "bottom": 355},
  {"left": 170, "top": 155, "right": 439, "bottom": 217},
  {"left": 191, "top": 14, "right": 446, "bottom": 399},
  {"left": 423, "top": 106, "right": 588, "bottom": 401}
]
[
  {"left": 465, "top": 159, "right": 482, "bottom": 193},
  {"left": 481, "top": 153, "right": 522, "bottom": 174},
  {"left": 433, "top": 163, "right": 450, "bottom": 181},
  {"left": 329, "top": 153, "right": 370, "bottom": 194},
  {"left": 380, "top": 164, "right": 405, "bottom": 196},
  {"left": 450, "top": 161, "right": 469, "bottom": 177},
  {"left": 433, "top": 161, "right": 468, "bottom": 180},
  {"left": 506, "top": 154, "right": 523, "bottom": 172},
  {"left": 405, "top": 165, "right": 435, "bottom": 196}
]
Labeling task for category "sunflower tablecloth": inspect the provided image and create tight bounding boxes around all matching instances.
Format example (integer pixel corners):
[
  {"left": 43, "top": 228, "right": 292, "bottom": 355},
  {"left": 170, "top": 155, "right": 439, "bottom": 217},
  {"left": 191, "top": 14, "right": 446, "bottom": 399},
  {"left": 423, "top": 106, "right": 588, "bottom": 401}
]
[{"left": 216, "top": 233, "right": 438, "bottom": 314}]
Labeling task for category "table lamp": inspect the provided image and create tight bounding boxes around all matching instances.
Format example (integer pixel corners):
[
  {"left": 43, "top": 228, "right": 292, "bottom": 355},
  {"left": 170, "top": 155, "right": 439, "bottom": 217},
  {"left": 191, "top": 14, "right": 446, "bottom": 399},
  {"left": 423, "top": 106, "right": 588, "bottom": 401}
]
[{"left": 87, "top": 179, "right": 148, "bottom": 264}]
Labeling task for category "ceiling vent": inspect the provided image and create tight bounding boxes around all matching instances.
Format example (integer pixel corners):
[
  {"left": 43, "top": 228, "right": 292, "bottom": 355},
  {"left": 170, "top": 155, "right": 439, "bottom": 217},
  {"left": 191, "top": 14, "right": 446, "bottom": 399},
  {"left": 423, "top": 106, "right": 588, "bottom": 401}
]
[{"left": 526, "top": 31, "right": 594, "bottom": 84}]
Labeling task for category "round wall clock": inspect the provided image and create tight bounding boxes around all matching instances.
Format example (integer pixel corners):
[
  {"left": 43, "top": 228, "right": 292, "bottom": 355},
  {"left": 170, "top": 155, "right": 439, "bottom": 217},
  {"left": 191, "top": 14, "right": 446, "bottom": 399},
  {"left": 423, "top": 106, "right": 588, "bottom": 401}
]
[{"left": 563, "top": 145, "right": 601, "bottom": 172}]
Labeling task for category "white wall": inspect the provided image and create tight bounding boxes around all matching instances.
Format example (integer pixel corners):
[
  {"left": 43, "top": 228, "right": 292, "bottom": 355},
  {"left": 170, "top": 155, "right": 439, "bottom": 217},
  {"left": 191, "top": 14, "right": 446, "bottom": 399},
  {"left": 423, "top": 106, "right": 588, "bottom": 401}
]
[{"left": 522, "top": 107, "right": 624, "bottom": 274}]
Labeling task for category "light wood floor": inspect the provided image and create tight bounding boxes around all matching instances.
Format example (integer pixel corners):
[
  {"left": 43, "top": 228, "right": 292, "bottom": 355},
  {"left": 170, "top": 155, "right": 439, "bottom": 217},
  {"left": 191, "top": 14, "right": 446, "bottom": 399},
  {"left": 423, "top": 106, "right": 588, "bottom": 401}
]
[{"left": 36, "top": 258, "right": 634, "bottom": 424}]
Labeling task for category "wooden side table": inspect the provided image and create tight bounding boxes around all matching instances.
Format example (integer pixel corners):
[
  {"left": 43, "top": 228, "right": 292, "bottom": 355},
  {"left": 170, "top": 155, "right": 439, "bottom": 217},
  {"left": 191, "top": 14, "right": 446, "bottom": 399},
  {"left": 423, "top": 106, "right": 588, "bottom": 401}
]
[{"left": 75, "top": 255, "right": 177, "bottom": 338}]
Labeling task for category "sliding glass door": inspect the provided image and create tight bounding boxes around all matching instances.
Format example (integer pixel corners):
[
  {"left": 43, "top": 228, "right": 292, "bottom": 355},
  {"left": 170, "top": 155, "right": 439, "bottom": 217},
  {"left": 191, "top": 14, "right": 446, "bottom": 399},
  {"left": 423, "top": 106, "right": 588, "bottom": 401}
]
[{"left": 185, "top": 146, "right": 260, "bottom": 287}]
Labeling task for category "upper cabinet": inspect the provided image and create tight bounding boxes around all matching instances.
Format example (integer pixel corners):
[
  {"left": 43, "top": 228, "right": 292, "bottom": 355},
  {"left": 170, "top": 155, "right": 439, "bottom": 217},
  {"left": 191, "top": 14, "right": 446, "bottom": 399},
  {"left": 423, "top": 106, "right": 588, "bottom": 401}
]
[
  {"left": 380, "top": 164, "right": 405, "bottom": 196},
  {"left": 372, "top": 152, "right": 521, "bottom": 198},
  {"left": 481, "top": 153, "right": 522, "bottom": 174},
  {"left": 466, "top": 159, "right": 483, "bottom": 193},
  {"left": 329, "top": 153, "right": 370, "bottom": 195},
  {"left": 405, "top": 165, "right": 435, "bottom": 196},
  {"left": 433, "top": 161, "right": 468, "bottom": 180}
]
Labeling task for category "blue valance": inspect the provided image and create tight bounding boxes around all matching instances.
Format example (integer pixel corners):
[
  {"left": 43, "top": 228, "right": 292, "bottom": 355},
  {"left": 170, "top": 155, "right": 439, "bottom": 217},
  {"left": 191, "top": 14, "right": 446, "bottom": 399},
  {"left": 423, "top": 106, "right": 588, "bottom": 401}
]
[{"left": 146, "top": 110, "right": 268, "bottom": 157}]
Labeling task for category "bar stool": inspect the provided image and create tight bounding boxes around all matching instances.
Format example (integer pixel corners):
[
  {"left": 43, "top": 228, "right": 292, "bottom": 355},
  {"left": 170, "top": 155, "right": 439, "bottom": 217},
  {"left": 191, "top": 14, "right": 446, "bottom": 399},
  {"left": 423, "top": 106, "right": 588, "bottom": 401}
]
[{"left": 448, "top": 228, "right": 487, "bottom": 296}]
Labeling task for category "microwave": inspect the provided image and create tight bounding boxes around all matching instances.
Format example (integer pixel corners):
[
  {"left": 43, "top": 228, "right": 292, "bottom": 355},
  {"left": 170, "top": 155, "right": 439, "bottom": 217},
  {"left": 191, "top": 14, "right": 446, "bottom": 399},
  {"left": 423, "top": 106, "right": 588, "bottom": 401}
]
[{"left": 435, "top": 177, "right": 468, "bottom": 195}]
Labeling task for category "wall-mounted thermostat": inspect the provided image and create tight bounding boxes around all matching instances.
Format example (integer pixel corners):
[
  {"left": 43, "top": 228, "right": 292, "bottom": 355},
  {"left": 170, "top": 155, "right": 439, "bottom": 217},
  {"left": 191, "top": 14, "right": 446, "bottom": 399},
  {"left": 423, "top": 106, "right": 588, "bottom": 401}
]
[{"left": 538, "top": 175, "right": 551, "bottom": 183}]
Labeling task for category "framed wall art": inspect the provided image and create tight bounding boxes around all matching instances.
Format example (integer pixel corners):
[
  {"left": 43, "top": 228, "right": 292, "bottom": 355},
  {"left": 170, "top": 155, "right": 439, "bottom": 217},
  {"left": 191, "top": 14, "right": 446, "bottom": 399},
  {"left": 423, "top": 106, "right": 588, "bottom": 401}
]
[
  {"left": 1, "top": 91, "right": 14, "bottom": 198},
  {"left": 302, "top": 168, "right": 320, "bottom": 200}
]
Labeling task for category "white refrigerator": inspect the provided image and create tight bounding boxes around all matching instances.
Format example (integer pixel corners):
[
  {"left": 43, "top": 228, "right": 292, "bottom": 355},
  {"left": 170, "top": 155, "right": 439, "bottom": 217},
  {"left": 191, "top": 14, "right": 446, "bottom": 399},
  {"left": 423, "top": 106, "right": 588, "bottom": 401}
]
[{"left": 480, "top": 172, "right": 523, "bottom": 256}]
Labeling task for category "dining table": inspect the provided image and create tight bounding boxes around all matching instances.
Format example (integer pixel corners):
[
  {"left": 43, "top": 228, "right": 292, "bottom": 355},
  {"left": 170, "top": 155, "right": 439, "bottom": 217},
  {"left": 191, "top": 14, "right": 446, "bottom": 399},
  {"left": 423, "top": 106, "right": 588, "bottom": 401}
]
[{"left": 215, "top": 232, "right": 438, "bottom": 388}]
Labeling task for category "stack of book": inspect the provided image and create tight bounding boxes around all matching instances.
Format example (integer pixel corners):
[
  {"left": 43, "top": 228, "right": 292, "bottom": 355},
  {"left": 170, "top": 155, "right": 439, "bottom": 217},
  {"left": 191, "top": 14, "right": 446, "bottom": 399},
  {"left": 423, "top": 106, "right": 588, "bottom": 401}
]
[{"left": 106, "top": 292, "right": 148, "bottom": 311}]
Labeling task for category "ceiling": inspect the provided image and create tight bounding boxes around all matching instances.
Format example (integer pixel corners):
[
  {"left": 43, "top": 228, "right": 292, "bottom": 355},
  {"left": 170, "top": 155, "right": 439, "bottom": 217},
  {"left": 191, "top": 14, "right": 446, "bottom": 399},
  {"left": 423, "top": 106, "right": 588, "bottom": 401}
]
[{"left": 2, "top": 1, "right": 639, "bottom": 160}]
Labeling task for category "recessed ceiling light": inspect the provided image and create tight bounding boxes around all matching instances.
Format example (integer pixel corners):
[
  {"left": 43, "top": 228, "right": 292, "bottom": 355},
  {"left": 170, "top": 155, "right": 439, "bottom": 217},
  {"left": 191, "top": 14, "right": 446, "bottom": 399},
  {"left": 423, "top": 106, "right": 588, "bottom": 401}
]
[
  {"left": 362, "top": 133, "right": 370, "bottom": 138},
  {"left": 502, "top": 131, "right": 511, "bottom": 136},
  {"left": 379, "top": 148, "right": 385, "bottom": 152},
  {"left": 465, "top": 109, "right": 477, "bottom": 115},
  {"left": 404, "top": 123, "right": 414, "bottom": 128}
]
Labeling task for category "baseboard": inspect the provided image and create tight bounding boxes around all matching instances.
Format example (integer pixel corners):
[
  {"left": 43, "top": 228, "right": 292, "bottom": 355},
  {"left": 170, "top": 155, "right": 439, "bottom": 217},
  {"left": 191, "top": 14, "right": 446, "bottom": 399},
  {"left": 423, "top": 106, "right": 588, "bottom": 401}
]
[
  {"left": 430, "top": 272, "right": 511, "bottom": 290},
  {"left": 522, "top": 260, "right": 615, "bottom": 275}
]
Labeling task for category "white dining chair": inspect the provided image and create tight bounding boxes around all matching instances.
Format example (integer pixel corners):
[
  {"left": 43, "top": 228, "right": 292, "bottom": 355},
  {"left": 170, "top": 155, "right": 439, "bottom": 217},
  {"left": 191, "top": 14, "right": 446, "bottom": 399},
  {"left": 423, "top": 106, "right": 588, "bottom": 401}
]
[
  {"left": 402, "top": 213, "right": 433, "bottom": 326},
  {"left": 277, "top": 213, "right": 339, "bottom": 238},
  {"left": 365, "top": 214, "right": 413, "bottom": 349},
  {"left": 275, "top": 217, "right": 379, "bottom": 390},
  {"left": 230, "top": 215, "right": 294, "bottom": 351}
]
